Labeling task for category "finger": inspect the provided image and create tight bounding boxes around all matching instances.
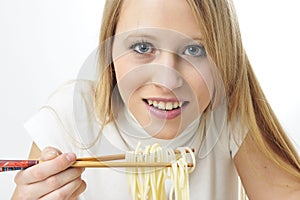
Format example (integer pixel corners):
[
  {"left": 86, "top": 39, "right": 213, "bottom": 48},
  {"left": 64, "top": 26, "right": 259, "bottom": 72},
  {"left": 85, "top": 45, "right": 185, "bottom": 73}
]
[
  {"left": 40, "top": 177, "right": 85, "bottom": 200},
  {"left": 69, "top": 179, "right": 87, "bottom": 200},
  {"left": 40, "top": 147, "right": 62, "bottom": 161},
  {"left": 23, "top": 167, "right": 85, "bottom": 199},
  {"left": 15, "top": 153, "right": 76, "bottom": 184},
  {"left": 11, "top": 184, "right": 37, "bottom": 200}
]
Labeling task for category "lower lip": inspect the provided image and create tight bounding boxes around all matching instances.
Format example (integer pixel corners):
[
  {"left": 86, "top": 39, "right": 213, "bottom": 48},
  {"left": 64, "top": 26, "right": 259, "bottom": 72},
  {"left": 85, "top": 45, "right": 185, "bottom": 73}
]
[{"left": 144, "top": 102, "right": 187, "bottom": 120}]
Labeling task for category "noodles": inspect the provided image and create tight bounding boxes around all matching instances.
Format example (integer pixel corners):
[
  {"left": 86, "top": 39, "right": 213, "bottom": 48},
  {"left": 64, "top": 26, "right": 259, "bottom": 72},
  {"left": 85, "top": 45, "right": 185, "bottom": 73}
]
[{"left": 125, "top": 143, "right": 196, "bottom": 200}]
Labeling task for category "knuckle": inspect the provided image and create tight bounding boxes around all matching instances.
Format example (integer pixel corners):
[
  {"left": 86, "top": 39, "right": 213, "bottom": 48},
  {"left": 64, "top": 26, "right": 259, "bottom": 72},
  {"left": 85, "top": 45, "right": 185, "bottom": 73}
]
[
  {"left": 13, "top": 171, "right": 22, "bottom": 184},
  {"left": 81, "top": 180, "right": 87, "bottom": 191},
  {"left": 57, "top": 155, "right": 73, "bottom": 168},
  {"left": 14, "top": 188, "right": 32, "bottom": 200},
  {"left": 66, "top": 168, "right": 82, "bottom": 179},
  {"left": 75, "top": 167, "right": 85, "bottom": 175},
  {"left": 72, "top": 177, "right": 82, "bottom": 187},
  {"left": 29, "top": 168, "right": 46, "bottom": 181},
  {"left": 69, "top": 180, "right": 87, "bottom": 199},
  {"left": 78, "top": 179, "right": 87, "bottom": 194},
  {"left": 45, "top": 175, "right": 61, "bottom": 189},
  {"left": 52, "top": 190, "right": 68, "bottom": 199}
]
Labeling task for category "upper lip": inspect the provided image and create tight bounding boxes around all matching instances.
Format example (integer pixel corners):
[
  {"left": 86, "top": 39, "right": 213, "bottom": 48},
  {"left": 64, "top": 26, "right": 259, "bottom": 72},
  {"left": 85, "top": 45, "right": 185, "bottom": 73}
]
[{"left": 143, "top": 97, "right": 185, "bottom": 103}]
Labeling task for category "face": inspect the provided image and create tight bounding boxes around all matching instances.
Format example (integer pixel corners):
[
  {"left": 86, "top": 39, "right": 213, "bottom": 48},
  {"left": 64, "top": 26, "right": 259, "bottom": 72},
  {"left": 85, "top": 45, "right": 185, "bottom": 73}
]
[{"left": 112, "top": 0, "right": 213, "bottom": 139}]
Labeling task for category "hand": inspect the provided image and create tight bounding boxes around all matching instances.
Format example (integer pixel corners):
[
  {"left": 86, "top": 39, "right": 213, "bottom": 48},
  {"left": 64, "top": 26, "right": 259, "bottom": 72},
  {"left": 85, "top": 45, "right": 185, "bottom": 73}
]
[{"left": 13, "top": 147, "right": 86, "bottom": 200}]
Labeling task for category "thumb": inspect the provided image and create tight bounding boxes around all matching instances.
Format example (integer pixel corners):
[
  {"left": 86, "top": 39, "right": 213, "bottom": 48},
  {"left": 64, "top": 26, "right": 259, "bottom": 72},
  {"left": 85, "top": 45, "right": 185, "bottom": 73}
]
[{"left": 40, "top": 146, "right": 62, "bottom": 161}]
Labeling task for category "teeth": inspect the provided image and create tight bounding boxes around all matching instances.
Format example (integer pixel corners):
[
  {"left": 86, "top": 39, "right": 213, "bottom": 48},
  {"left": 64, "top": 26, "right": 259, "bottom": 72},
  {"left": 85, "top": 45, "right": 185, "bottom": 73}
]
[
  {"left": 147, "top": 99, "right": 153, "bottom": 106},
  {"left": 158, "top": 102, "right": 165, "bottom": 110},
  {"left": 166, "top": 102, "right": 173, "bottom": 110},
  {"left": 173, "top": 102, "right": 178, "bottom": 108},
  {"left": 179, "top": 101, "right": 183, "bottom": 107},
  {"left": 145, "top": 100, "right": 184, "bottom": 110}
]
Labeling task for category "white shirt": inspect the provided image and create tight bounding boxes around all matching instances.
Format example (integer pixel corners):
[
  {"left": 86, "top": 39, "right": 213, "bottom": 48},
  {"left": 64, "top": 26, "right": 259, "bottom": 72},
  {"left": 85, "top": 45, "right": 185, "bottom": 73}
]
[{"left": 25, "top": 80, "right": 242, "bottom": 200}]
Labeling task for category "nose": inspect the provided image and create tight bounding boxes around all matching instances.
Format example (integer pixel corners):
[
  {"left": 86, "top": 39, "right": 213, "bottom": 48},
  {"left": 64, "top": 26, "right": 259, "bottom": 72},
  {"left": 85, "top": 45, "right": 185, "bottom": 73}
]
[{"left": 151, "top": 51, "right": 183, "bottom": 90}]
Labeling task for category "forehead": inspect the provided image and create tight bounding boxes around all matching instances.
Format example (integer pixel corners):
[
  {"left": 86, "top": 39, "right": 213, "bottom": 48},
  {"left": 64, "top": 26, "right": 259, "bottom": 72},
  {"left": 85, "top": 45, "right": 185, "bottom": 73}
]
[{"left": 115, "top": 0, "right": 202, "bottom": 39}]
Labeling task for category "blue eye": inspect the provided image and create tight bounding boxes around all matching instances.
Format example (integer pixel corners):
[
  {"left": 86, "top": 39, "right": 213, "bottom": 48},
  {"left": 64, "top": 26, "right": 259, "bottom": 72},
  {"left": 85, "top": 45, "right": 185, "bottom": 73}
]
[
  {"left": 131, "top": 42, "right": 154, "bottom": 54},
  {"left": 183, "top": 45, "right": 206, "bottom": 57}
]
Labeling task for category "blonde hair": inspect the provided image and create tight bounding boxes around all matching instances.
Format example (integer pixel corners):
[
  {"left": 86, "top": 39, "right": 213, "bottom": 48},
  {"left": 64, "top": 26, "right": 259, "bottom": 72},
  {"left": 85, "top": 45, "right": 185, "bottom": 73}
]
[{"left": 95, "top": 0, "right": 300, "bottom": 195}]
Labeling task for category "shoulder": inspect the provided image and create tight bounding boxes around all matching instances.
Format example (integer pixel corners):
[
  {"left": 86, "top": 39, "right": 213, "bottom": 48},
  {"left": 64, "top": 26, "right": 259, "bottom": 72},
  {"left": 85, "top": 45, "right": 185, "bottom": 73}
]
[
  {"left": 46, "top": 80, "right": 95, "bottom": 109},
  {"left": 42, "top": 79, "right": 98, "bottom": 138},
  {"left": 234, "top": 134, "right": 300, "bottom": 199},
  {"left": 24, "top": 80, "right": 97, "bottom": 153},
  {"left": 40, "top": 80, "right": 96, "bottom": 120},
  {"left": 227, "top": 120, "right": 248, "bottom": 158}
]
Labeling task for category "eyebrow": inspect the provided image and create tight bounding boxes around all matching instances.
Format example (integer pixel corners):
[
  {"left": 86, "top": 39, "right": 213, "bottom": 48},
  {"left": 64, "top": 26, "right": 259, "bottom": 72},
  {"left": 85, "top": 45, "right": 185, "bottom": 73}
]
[
  {"left": 124, "top": 32, "right": 204, "bottom": 44},
  {"left": 124, "top": 33, "right": 158, "bottom": 41},
  {"left": 124, "top": 29, "right": 204, "bottom": 43}
]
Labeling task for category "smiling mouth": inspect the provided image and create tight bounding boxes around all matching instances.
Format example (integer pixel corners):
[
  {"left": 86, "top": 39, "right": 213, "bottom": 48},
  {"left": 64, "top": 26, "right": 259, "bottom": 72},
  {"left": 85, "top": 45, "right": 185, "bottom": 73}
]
[{"left": 143, "top": 99, "right": 188, "bottom": 111}]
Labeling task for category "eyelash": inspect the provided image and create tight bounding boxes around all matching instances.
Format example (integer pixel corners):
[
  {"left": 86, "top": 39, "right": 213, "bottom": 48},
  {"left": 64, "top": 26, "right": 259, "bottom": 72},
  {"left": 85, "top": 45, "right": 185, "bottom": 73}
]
[
  {"left": 129, "top": 40, "right": 206, "bottom": 57},
  {"left": 183, "top": 45, "right": 207, "bottom": 57},
  {"left": 129, "top": 40, "right": 155, "bottom": 56}
]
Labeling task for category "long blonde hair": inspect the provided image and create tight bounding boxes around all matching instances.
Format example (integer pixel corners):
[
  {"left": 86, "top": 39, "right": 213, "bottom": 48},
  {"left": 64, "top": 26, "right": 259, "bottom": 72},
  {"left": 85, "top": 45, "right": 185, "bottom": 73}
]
[{"left": 95, "top": 0, "right": 300, "bottom": 192}]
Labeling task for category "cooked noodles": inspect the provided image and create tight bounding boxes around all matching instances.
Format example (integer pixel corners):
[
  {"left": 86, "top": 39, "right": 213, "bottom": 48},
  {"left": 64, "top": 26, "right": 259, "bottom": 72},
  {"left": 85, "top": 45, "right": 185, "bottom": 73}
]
[{"left": 125, "top": 143, "right": 196, "bottom": 200}]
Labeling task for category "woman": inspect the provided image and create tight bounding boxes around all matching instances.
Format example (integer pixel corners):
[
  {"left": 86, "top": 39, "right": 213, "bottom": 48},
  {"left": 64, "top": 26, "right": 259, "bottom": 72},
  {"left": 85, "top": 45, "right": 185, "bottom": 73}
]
[{"left": 12, "top": 0, "right": 300, "bottom": 199}]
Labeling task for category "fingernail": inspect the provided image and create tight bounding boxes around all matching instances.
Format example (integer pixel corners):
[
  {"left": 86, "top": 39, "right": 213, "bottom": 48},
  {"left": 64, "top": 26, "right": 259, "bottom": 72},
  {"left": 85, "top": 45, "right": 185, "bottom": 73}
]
[
  {"left": 41, "top": 150, "right": 59, "bottom": 160},
  {"left": 47, "top": 151, "right": 59, "bottom": 157},
  {"left": 66, "top": 153, "right": 76, "bottom": 162}
]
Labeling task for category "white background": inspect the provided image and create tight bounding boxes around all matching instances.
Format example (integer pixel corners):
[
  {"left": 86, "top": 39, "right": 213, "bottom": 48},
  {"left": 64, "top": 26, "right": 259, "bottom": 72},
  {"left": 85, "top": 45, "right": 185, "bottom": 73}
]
[{"left": 0, "top": 1, "right": 299, "bottom": 199}]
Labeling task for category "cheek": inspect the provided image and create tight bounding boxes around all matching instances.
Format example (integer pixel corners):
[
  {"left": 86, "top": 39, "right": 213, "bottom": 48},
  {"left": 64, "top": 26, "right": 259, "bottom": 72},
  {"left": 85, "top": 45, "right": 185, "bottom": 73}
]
[
  {"left": 196, "top": 78, "right": 211, "bottom": 111},
  {"left": 182, "top": 63, "right": 213, "bottom": 112},
  {"left": 114, "top": 55, "right": 149, "bottom": 81},
  {"left": 114, "top": 57, "right": 131, "bottom": 81},
  {"left": 186, "top": 75, "right": 211, "bottom": 111},
  {"left": 113, "top": 56, "right": 153, "bottom": 104},
  {"left": 113, "top": 57, "right": 135, "bottom": 104}
]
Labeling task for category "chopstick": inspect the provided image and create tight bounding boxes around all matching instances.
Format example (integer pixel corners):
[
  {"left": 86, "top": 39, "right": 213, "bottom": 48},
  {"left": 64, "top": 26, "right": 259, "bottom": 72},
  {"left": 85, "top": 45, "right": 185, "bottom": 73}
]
[
  {"left": 0, "top": 160, "right": 194, "bottom": 171},
  {"left": 0, "top": 148, "right": 195, "bottom": 171},
  {"left": 71, "top": 161, "right": 194, "bottom": 168},
  {"left": 77, "top": 148, "right": 194, "bottom": 162},
  {"left": 76, "top": 154, "right": 125, "bottom": 161},
  {"left": 0, "top": 160, "right": 39, "bottom": 172}
]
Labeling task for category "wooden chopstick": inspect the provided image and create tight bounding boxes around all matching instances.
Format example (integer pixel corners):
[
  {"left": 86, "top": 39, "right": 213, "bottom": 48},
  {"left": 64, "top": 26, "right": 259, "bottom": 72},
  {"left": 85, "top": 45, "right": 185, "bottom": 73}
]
[
  {"left": 76, "top": 148, "right": 195, "bottom": 162},
  {"left": 76, "top": 154, "right": 125, "bottom": 161},
  {"left": 73, "top": 148, "right": 195, "bottom": 168},
  {"left": 0, "top": 160, "right": 194, "bottom": 172},
  {"left": 71, "top": 161, "right": 194, "bottom": 168},
  {"left": 0, "top": 148, "right": 195, "bottom": 171}
]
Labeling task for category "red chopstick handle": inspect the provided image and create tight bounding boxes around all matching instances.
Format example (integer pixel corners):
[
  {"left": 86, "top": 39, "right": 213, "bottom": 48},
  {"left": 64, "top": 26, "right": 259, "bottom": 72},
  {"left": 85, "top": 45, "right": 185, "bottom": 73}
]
[{"left": 0, "top": 160, "right": 39, "bottom": 172}]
